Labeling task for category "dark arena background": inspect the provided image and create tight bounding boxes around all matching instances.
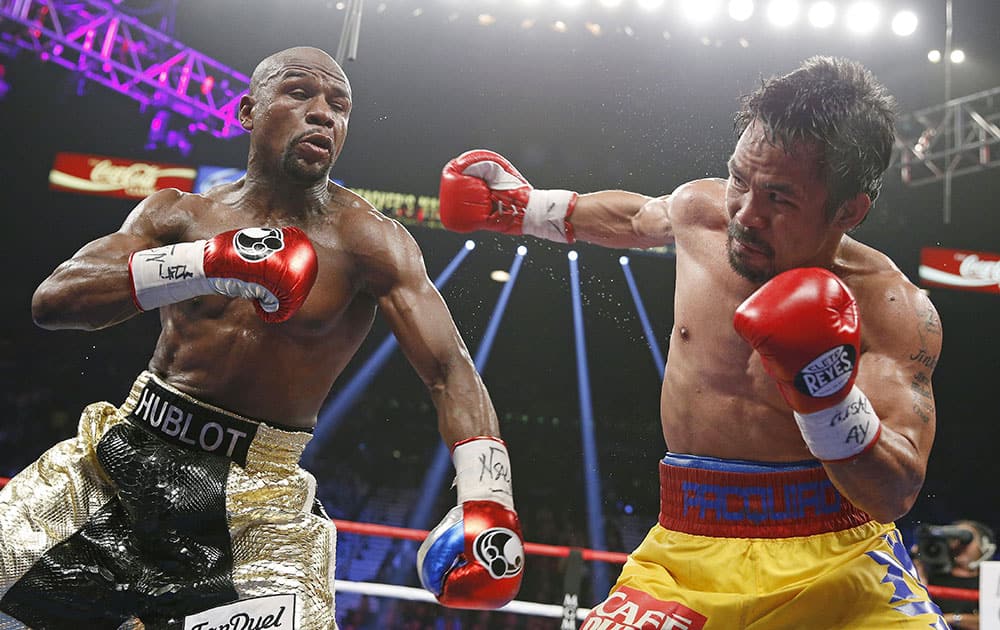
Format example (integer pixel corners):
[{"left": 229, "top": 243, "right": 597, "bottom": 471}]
[{"left": 2, "top": 0, "right": 1000, "bottom": 627}]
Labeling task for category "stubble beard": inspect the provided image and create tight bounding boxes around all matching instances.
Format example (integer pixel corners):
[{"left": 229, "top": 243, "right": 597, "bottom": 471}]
[
  {"left": 281, "top": 138, "right": 333, "bottom": 184},
  {"left": 726, "top": 220, "right": 774, "bottom": 284}
]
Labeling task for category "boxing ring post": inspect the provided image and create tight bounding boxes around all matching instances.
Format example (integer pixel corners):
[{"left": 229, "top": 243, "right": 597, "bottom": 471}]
[
  {"left": 302, "top": 240, "right": 477, "bottom": 466},
  {"left": 567, "top": 250, "right": 612, "bottom": 600},
  {"left": 619, "top": 255, "right": 666, "bottom": 380}
]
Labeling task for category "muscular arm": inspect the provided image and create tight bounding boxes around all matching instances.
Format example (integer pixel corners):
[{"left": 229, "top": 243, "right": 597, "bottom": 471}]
[
  {"left": 362, "top": 217, "right": 499, "bottom": 445},
  {"left": 824, "top": 282, "right": 941, "bottom": 523},
  {"left": 569, "top": 191, "right": 672, "bottom": 249},
  {"left": 31, "top": 189, "right": 185, "bottom": 331}
]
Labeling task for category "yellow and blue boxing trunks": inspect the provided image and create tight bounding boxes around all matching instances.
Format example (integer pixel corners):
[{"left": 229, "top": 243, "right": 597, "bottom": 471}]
[
  {"left": 581, "top": 453, "right": 948, "bottom": 630},
  {"left": 0, "top": 372, "right": 336, "bottom": 629}
]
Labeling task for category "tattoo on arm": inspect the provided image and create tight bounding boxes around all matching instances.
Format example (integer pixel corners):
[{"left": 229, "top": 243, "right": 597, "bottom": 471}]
[
  {"left": 908, "top": 298, "right": 940, "bottom": 424},
  {"left": 910, "top": 371, "right": 934, "bottom": 423}
]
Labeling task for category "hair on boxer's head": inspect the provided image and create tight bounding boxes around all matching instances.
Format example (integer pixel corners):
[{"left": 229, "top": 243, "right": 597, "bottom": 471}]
[{"left": 735, "top": 56, "right": 897, "bottom": 219}]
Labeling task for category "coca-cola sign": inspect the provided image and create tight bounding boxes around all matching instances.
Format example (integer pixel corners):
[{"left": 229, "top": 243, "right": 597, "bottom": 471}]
[
  {"left": 49, "top": 152, "right": 196, "bottom": 199},
  {"left": 919, "top": 247, "right": 1000, "bottom": 294}
]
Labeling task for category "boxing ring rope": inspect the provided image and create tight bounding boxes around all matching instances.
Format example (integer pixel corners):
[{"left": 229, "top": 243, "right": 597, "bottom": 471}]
[
  {"left": 0, "top": 473, "right": 980, "bottom": 607},
  {"left": 330, "top": 518, "right": 980, "bottom": 605}
]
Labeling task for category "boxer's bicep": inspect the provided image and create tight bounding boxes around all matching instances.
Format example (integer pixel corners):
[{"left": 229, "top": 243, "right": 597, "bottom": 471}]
[
  {"left": 371, "top": 228, "right": 498, "bottom": 443},
  {"left": 856, "top": 285, "right": 941, "bottom": 456}
]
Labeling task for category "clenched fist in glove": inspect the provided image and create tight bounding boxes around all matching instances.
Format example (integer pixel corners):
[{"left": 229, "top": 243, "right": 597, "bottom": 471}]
[
  {"left": 439, "top": 149, "right": 578, "bottom": 243},
  {"left": 734, "top": 268, "right": 882, "bottom": 462},
  {"left": 417, "top": 437, "right": 524, "bottom": 609},
  {"left": 129, "top": 226, "right": 318, "bottom": 323}
]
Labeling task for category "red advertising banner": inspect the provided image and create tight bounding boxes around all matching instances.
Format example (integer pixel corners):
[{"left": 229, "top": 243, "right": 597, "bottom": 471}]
[
  {"left": 49, "top": 152, "right": 197, "bottom": 199},
  {"left": 919, "top": 247, "right": 1000, "bottom": 294}
]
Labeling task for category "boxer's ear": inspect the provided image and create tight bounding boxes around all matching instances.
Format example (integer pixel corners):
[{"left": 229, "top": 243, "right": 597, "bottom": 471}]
[
  {"left": 239, "top": 94, "right": 255, "bottom": 131},
  {"left": 831, "top": 192, "right": 870, "bottom": 231}
]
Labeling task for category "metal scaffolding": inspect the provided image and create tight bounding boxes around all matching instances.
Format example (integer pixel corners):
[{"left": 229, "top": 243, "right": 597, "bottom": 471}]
[
  {"left": 893, "top": 86, "right": 1000, "bottom": 222},
  {"left": 895, "top": 86, "right": 1000, "bottom": 186},
  {"left": 0, "top": 0, "right": 249, "bottom": 138}
]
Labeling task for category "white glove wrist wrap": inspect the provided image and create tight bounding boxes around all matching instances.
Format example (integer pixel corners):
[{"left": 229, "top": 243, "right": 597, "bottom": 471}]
[
  {"left": 794, "top": 385, "right": 882, "bottom": 461},
  {"left": 129, "top": 241, "right": 213, "bottom": 311},
  {"left": 523, "top": 189, "right": 576, "bottom": 243},
  {"left": 452, "top": 438, "right": 514, "bottom": 510}
]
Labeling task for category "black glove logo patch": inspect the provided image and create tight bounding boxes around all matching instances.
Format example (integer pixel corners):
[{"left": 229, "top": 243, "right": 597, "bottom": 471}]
[
  {"left": 794, "top": 344, "right": 856, "bottom": 398},
  {"left": 473, "top": 527, "right": 524, "bottom": 580},
  {"left": 233, "top": 227, "right": 285, "bottom": 263}
]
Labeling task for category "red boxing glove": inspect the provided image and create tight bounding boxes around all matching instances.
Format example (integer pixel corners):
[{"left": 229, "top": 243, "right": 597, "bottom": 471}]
[
  {"left": 129, "top": 226, "right": 318, "bottom": 323},
  {"left": 734, "top": 268, "right": 881, "bottom": 461},
  {"left": 733, "top": 268, "right": 860, "bottom": 413},
  {"left": 439, "top": 150, "right": 578, "bottom": 243},
  {"left": 417, "top": 438, "right": 524, "bottom": 609}
]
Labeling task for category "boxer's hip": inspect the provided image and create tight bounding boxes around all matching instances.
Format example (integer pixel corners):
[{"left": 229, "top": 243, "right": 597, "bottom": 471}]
[{"left": 0, "top": 372, "right": 331, "bottom": 629}]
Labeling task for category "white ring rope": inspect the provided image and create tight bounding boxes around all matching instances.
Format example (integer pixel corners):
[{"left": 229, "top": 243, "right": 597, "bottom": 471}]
[{"left": 334, "top": 579, "right": 593, "bottom": 620}]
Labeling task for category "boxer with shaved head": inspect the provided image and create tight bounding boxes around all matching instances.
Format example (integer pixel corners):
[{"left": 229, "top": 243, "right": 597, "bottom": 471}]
[{"left": 3, "top": 47, "right": 523, "bottom": 629}]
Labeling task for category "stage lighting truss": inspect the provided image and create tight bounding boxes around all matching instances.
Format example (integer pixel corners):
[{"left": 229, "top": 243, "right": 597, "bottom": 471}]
[
  {"left": 894, "top": 86, "right": 1000, "bottom": 186},
  {"left": 0, "top": 0, "right": 249, "bottom": 139}
]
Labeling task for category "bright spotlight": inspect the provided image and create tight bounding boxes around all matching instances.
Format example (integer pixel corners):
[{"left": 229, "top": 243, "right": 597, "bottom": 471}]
[
  {"left": 619, "top": 256, "right": 630, "bottom": 266},
  {"left": 682, "top": 0, "right": 721, "bottom": 22},
  {"left": 807, "top": 1, "right": 835, "bottom": 28},
  {"left": 927, "top": 49, "right": 941, "bottom": 63},
  {"left": 464, "top": 240, "right": 476, "bottom": 250},
  {"left": 517, "top": 245, "right": 528, "bottom": 256},
  {"left": 891, "top": 10, "right": 918, "bottom": 36},
  {"left": 729, "top": 0, "right": 754, "bottom": 22},
  {"left": 638, "top": 0, "right": 665, "bottom": 10},
  {"left": 950, "top": 49, "right": 965, "bottom": 63},
  {"left": 490, "top": 270, "right": 511, "bottom": 283},
  {"left": 568, "top": 251, "right": 579, "bottom": 261},
  {"left": 767, "top": 0, "right": 800, "bottom": 28},
  {"left": 846, "top": 2, "right": 879, "bottom": 34}
]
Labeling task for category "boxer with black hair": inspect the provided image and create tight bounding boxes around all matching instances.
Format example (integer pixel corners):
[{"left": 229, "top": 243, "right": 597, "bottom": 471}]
[{"left": 440, "top": 56, "right": 946, "bottom": 628}]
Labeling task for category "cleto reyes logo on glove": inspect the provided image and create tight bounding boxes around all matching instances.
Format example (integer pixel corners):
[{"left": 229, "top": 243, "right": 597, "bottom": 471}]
[
  {"left": 473, "top": 527, "right": 524, "bottom": 580},
  {"left": 233, "top": 227, "right": 286, "bottom": 263},
  {"left": 794, "top": 344, "right": 856, "bottom": 398}
]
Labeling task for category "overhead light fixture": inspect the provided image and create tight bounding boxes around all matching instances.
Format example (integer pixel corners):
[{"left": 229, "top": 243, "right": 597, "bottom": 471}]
[
  {"left": 767, "top": 0, "right": 799, "bottom": 28},
  {"left": 729, "top": 0, "right": 754, "bottom": 22},
  {"left": 845, "top": 2, "right": 879, "bottom": 34},
  {"left": 807, "top": 1, "right": 835, "bottom": 28},
  {"left": 891, "top": 10, "right": 918, "bottom": 36}
]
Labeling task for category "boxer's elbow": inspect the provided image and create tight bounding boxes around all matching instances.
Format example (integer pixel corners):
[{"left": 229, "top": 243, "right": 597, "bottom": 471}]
[
  {"left": 31, "top": 282, "right": 109, "bottom": 331},
  {"left": 867, "top": 472, "right": 924, "bottom": 524},
  {"left": 31, "top": 282, "right": 67, "bottom": 329}
]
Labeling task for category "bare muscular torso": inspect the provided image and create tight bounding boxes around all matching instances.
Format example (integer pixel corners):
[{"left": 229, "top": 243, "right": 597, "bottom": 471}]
[
  {"left": 148, "top": 181, "right": 386, "bottom": 428},
  {"left": 659, "top": 179, "right": 919, "bottom": 461}
]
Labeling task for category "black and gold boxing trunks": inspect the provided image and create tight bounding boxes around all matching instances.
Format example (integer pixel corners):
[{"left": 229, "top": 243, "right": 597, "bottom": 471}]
[{"left": 0, "top": 372, "right": 336, "bottom": 629}]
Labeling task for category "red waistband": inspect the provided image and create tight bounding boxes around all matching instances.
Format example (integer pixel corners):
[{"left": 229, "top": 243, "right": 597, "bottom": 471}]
[{"left": 659, "top": 459, "right": 871, "bottom": 538}]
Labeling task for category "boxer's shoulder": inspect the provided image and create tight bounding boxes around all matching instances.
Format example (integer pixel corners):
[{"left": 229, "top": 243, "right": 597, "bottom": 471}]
[{"left": 665, "top": 178, "right": 728, "bottom": 231}]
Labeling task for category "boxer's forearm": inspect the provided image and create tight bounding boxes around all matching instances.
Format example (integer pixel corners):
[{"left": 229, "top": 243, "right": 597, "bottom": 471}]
[
  {"left": 570, "top": 191, "right": 671, "bottom": 249},
  {"left": 430, "top": 364, "right": 500, "bottom": 446},
  {"left": 823, "top": 426, "right": 925, "bottom": 523}
]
